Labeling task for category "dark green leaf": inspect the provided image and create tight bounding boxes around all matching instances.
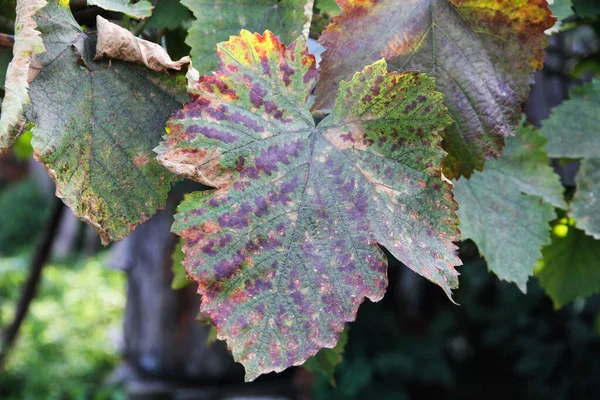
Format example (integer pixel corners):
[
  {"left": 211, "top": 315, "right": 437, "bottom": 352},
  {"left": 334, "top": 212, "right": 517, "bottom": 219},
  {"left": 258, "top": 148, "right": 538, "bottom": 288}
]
[
  {"left": 25, "top": 0, "right": 187, "bottom": 243},
  {"left": 536, "top": 218, "right": 600, "bottom": 307},
  {"left": 303, "top": 326, "right": 348, "bottom": 386},
  {"left": 182, "top": 0, "right": 313, "bottom": 73},
  {"left": 453, "top": 124, "right": 564, "bottom": 291}
]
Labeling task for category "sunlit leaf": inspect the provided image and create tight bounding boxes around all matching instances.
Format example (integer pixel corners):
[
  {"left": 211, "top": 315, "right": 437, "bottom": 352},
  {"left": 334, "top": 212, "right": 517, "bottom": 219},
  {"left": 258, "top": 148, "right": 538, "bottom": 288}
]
[
  {"left": 453, "top": 123, "right": 564, "bottom": 291},
  {"left": 0, "top": 0, "right": 46, "bottom": 151},
  {"left": 315, "top": 0, "right": 555, "bottom": 178},
  {"left": 25, "top": 0, "right": 187, "bottom": 243},
  {"left": 536, "top": 218, "right": 600, "bottom": 307},
  {"left": 541, "top": 80, "right": 600, "bottom": 239},
  {"left": 156, "top": 30, "right": 461, "bottom": 380},
  {"left": 182, "top": 0, "right": 314, "bottom": 73},
  {"left": 87, "top": 0, "right": 153, "bottom": 19}
]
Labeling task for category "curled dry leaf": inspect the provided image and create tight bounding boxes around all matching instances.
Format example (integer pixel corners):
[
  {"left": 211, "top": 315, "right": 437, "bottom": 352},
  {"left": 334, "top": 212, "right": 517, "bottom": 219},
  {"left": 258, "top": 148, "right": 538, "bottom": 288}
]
[
  {"left": 156, "top": 30, "right": 461, "bottom": 381},
  {"left": 0, "top": 0, "right": 46, "bottom": 151},
  {"left": 94, "top": 16, "right": 191, "bottom": 73}
]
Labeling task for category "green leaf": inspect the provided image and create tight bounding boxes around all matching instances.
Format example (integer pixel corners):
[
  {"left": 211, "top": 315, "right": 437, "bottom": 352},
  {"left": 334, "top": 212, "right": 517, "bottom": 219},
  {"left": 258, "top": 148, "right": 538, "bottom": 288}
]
[
  {"left": 453, "top": 124, "right": 564, "bottom": 291},
  {"left": 547, "top": 0, "right": 573, "bottom": 33},
  {"left": 541, "top": 80, "right": 600, "bottom": 159},
  {"left": 25, "top": 0, "right": 187, "bottom": 243},
  {"left": 86, "top": 0, "right": 153, "bottom": 19},
  {"left": 536, "top": 218, "right": 600, "bottom": 307},
  {"left": 156, "top": 30, "right": 460, "bottom": 380},
  {"left": 182, "top": 0, "right": 314, "bottom": 73},
  {"left": 571, "top": 158, "right": 600, "bottom": 240},
  {"left": 0, "top": 47, "right": 12, "bottom": 91},
  {"left": 0, "top": 0, "right": 46, "bottom": 151},
  {"left": 572, "top": 0, "right": 600, "bottom": 18},
  {"left": 316, "top": 0, "right": 340, "bottom": 15},
  {"left": 146, "top": 0, "right": 192, "bottom": 31},
  {"left": 171, "top": 237, "right": 192, "bottom": 289},
  {"left": 302, "top": 326, "right": 348, "bottom": 386},
  {"left": 541, "top": 80, "right": 600, "bottom": 239},
  {"left": 314, "top": 0, "right": 555, "bottom": 178}
]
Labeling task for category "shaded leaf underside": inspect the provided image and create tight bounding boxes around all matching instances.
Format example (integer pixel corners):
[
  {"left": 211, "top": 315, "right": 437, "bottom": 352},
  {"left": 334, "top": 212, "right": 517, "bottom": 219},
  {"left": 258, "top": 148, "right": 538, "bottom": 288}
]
[
  {"left": 156, "top": 30, "right": 460, "bottom": 380},
  {"left": 541, "top": 80, "right": 600, "bottom": 239},
  {"left": 183, "top": 0, "right": 314, "bottom": 73},
  {"left": 315, "top": 0, "right": 554, "bottom": 178},
  {"left": 453, "top": 124, "right": 564, "bottom": 291},
  {"left": 25, "top": 0, "right": 187, "bottom": 243}
]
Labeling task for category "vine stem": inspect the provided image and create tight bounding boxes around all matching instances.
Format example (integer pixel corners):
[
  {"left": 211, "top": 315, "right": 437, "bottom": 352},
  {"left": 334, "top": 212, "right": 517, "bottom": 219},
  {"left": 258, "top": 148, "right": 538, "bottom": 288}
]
[
  {"left": 0, "top": 196, "right": 65, "bottom": 371},
  {"left": 0, "top": 33, "right": 15, "bottom": 48}
]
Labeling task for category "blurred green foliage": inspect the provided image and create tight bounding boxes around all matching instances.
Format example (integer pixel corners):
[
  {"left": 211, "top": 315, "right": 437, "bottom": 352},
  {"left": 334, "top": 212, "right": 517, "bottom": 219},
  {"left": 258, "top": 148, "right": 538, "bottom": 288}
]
[
  {"left": 0, "top": 178, "right": 49, "bottom": 256},
  {"left": 313, "top": 258, "right": 600, "bottom": 400},
  {"left": 0, "top": 254, "right": 126, "bottom": 400}
]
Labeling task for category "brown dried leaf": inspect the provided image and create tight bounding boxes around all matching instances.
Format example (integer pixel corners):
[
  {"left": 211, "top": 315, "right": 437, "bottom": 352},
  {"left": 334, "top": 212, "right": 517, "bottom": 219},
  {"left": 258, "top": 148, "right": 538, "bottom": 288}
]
[{"left": 94, "top": 16, "right": 190, "bottom": 72}]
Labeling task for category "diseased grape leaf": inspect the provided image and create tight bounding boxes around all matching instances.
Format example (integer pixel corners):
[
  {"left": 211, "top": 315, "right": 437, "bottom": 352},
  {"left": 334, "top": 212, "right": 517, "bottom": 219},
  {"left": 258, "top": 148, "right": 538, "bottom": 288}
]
[
  {"left": 87, "top": 0, "right": 153, "bottom": 19},
  {"left": 182, "top": 0, "right": 314, "bottom": 73},
  {"left": 302, "top": 325, "right": 348, "bottom": 386},
  {"left": 541, "top": 80, "right": 600, "bottom": 239},
  {"left": 25, "top": 0, "right": 187, "bottom": 243},
  {"left": 0, "top": 0, "right": 46, "bottom": 151},
  {"left": 315, "top": 0, "right": 555, "bottom": 178},
  {"left": 156, "top": 30, "right": 461, "bottom": 380},
  {"left": 453, "top": 123, "right": 565, "bottom": 291},
  {"left": 536, "top": 218, "right": 600, "bottom": 307}
]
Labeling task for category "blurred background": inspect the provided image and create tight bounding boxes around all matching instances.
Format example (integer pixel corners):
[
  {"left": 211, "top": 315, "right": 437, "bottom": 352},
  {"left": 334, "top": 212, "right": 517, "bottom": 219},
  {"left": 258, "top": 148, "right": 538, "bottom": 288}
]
[{"left": 1, "top": 0, "right": 600, "bottom": 399}]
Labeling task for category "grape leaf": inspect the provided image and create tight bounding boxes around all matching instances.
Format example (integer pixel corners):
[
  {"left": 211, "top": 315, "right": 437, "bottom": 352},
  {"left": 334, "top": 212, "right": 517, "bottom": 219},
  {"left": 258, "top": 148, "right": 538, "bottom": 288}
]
[
  {"left": 24, "top": 0, "right": 187, "bottom": 243},
  {"left": 86, "top": 0, "right": 153, "bottom": 19},
  {"left": 541, "top": 80, "right": 600, "bottom": 159},
  {"left": 453, "top": 123, "right": 565, "bottom": 291},
  {"left": 146, "top": 0, "right": 192, "bottom": 31},
  {"left": 156, "top": 30, "right": 461, "bottom": 380},
  {"left": 315, "top": 0, "right": 555, "bottom": 178},
  {"left": 182, "top": 0, "right": 314, "bottom": 73},
  {"left": 536, "top": 218, "right": 600, "bottom": 307},
  {"left": 547, "top": 0, "right": 573, "bottom": 33},
  {"left": 571, "top": 159, "right": 600, "bottom": 239},
  {"left": 172, "top": 237, "right": 192, "bottom": 289},
  {"left": 0, "top": 0, "right": 46, "bottom": 151},
  {"left": 541, "top": 80, "right": 600, "bottom": 239},
  {"left": 302, "top": 325, "right": 348, "bottom": 386},
  {"left": 572, "top": 0, "right": 600, "bottom": 18}
]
